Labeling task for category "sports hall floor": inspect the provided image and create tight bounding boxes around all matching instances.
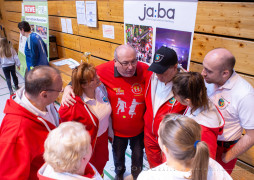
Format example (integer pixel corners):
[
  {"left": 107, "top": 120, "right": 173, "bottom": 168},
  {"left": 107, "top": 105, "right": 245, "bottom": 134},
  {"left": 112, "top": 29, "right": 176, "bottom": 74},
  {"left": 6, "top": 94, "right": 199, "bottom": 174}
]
[{"left": 0, "top": 68, "right": 253, "bottom": 180}]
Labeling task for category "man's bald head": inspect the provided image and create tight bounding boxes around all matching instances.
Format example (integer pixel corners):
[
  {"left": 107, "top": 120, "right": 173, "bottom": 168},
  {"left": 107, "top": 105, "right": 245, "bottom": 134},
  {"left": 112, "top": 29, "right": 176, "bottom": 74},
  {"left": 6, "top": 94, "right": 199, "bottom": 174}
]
[
  {"left": 25, "top": 66, "right": 60, "bottom": 97},
  {"left": 202, "top": 48, "right": 236, "bottom": 86},
  {"left": 205, "top": 48, "right": 235, "bottom": 73},
  {"left": 114, "top": 44, "right": 136, "bottom": 61},
  {"left": 114, "top": 44, "right": 138, "bottom": 77}
]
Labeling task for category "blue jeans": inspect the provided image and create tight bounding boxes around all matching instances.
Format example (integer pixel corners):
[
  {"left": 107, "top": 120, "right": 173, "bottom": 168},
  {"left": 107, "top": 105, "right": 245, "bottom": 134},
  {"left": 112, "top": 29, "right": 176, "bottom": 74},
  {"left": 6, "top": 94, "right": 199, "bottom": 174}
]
[
  {"left": 2, "top": 65, "right": 19, "bottom": 94},
  {"left": 112, "top": 132, "right": 144, "bottom": 179}
]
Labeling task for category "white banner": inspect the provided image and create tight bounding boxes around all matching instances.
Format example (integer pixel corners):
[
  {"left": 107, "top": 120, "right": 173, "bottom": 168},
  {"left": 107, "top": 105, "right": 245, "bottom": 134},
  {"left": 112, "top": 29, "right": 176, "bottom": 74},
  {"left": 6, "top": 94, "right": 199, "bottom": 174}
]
[{"left": 124, "top": 0, "right": 198, "bottom": 70}]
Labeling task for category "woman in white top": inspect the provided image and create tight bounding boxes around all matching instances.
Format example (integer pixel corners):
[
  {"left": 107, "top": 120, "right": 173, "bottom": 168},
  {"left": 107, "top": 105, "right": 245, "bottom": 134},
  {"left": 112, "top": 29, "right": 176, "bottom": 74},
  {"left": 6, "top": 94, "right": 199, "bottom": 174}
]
[
  {"left": 59, "top": 62, "right": 112, "bottom": 176},
  {"left": 172, "top": 72, "right": 224, "bottom": 159},
  {"left": 38, "top": 121, "right": 102, "bottom": 180},
  {"left": 138, "top": 114, "right": 232, "bottom": 180},
  {"left": 0, "top": 38, "right": 20, "bottom": 95}
]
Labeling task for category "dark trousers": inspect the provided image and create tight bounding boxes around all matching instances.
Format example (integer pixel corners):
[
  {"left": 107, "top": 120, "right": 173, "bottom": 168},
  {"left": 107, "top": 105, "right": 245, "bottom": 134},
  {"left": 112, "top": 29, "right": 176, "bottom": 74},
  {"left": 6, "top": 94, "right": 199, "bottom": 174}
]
[
  {"left": 2, "top": 65, "right": 19, "bottom": 94},
  {"left": 112, "top": 132, "right": 144, "bottom": 179}
]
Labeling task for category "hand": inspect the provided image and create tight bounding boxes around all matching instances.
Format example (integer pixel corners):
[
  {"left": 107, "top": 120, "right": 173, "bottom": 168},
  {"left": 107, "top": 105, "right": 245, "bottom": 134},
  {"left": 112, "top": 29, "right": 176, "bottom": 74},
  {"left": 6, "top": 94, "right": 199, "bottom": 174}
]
[
  {"left": 221, "top": 152, "right": 229, "bottom": 164},
  {"left": 17, "top": 66, "right": 20, "bottom": 70},
  {"left": 61, "top": 85, "right": 76, "bottom": 107}
]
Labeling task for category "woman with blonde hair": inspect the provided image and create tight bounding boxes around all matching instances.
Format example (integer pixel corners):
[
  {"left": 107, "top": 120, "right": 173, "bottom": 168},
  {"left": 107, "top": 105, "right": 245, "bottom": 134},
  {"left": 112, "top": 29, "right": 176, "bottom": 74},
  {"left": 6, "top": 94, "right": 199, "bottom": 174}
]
[
  {"left": 138, "top": 114, "right": 232, "bottom": 180},
  {"left": 38, "top": 121, "right": 102, "bottom": 179},
  {"left": 59, "top": 62, "right": 112, "bottom": 175},
  {"left": 0, "top": 38, "right": 20, "bottom": 95},
  {"left": 172, "top": 72, "right": 224, "bottom": 159}
]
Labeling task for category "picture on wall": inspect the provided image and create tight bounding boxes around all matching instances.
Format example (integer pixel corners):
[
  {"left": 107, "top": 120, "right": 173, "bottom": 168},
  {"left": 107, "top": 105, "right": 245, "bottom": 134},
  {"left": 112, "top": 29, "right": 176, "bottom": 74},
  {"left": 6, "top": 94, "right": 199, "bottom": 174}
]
[
  {"left": 155, "top": 28, "right": 192, "bottom": 70},
  {"left": 126, "top": 24, "right": 153, "bottom": 63}
]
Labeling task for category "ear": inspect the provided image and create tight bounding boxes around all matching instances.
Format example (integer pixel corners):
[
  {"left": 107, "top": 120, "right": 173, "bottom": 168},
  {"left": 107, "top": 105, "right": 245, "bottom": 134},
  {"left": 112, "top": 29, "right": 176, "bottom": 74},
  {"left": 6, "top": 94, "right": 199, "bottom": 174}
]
[
  {"left": 222, "top": 69, "right": 230, "bottom": 78},
  {"left": 40, "top": 90, "right": 47, "bottom": 98},
  {"left": 184, "top": 98, "right": 192, "bottom": 107}
]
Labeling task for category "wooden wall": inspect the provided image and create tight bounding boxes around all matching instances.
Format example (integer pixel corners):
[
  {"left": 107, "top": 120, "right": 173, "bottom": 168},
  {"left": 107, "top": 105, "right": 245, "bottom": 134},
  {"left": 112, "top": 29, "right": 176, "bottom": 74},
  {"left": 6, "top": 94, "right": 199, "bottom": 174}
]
[{"left": 1, "top": 0, "right": 254, "bottom": 167}]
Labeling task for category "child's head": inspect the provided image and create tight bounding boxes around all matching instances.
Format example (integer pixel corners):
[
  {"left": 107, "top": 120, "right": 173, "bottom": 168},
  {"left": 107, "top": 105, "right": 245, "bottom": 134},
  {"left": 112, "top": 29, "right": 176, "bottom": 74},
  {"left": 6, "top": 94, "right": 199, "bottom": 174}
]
[
  {"left": 0, "top": 38, "right": 12, "bottom": 58},
  {"left": 158, "top": 114, "right": 209, "bottom": 180},
  {"left": 43, "top": 122, "right": 92, "bottom": 175},
  {"left": 172, "top": 72, "right": 209, "bottom": 112},
  {"left": 18, "top": 21, "right": 31, "bottom": 32}
]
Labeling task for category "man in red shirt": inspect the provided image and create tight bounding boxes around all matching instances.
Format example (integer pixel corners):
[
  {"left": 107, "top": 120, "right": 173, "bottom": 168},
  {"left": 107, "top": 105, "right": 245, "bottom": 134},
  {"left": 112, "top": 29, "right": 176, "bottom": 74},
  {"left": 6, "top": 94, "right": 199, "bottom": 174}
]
[
  {"left": 62, "top": 45, "right": 149, "bottom": 180},
  {"left": 0, "top": 66, "right": 62, "bottom": 180}
]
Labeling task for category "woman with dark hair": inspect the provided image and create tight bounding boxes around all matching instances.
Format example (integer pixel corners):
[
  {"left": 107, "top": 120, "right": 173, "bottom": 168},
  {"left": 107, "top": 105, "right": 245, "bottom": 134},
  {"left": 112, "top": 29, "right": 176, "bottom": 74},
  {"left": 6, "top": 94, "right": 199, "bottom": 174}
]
[
  {"left": 138, "top": 114, "right": 232, "bottom": 180},
  {"left": 59, "top": 62, "right": 112, "bottom": 175},
  {"left": 172, "top": 72, "right": 225, "bottom": 159}
]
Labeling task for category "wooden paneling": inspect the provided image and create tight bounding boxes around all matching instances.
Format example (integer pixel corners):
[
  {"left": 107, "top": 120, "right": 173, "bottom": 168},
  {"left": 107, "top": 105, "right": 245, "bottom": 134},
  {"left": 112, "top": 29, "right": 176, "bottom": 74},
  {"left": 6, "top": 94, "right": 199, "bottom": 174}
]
[
  {"left": 195, "top": 2, "right": 254, "bottom": 39},
  {"left": 57, "top": 46, "right": 83, "bottom": 63},
  {"left": 79, "top": 36, "right": 118, "bottom": 61},
  {"left": 48, "top": 1, "right": 77, "bottom": 17},
  {"left": 191, "top": 33, "right": 254, "bottom": 76},
  {"left": 5, "top": 12, "right": 21, "bottom": 23},
  {"left": 8, "top": 30, "right": 19, "bottom": 42},
  {"left": 57, "top": 46, "right": 108, "bottom": 66},
  {"left": 78, "top": 21, "right": 124, "bottom": 44},
  {"left": 5, "top": 21, "right": 19, "bottom": 33},
  {"left": 189, "top": 62, "right": 254, "bottom": 88},
  {"left": 49, "top": 30, "right": 81, "bottom": 52},
  {"left": 90, "top": 56, "right": 109, "bottom": 67},
  {"left": 49, "top": 16, "right": 79, "bottom": 35},
  {"left": 97, "top": 0, "right": 124, "bottom": 22},
  {"left": 4, "top": 1, "right": 21, "bottom": 12}
]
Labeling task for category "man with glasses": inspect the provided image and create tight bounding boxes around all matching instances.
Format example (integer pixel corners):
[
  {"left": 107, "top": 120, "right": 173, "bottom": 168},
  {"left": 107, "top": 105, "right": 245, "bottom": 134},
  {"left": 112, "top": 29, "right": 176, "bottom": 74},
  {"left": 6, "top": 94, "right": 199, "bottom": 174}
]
[
  {"left": 0, "top": 66, "right": 62, "bottom": 179},
  {"left": 62, "top": 45, "right": 149, "bottom": 180}
]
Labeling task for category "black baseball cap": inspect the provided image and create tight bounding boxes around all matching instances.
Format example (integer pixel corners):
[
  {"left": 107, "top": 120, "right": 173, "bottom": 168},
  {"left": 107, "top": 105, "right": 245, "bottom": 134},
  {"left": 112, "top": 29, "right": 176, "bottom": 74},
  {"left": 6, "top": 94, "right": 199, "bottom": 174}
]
[{"left": 148, "top": 46, "right": 178, "bottom": 74}]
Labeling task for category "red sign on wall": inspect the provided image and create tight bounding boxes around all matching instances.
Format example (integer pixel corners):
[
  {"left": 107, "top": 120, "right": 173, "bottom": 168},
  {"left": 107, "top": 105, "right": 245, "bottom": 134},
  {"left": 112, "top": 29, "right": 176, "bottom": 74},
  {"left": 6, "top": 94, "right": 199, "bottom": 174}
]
[{"left": 24, "top": 5, "right": 36, "bottom": 13}]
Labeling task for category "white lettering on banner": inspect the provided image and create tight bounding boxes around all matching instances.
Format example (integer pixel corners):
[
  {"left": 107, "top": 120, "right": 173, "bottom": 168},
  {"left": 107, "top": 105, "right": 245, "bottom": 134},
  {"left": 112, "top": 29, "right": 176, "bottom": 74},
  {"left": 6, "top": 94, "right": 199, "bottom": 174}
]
[
  {"left": 25, "top": 16, "right": 47, "bottom": 23},
  {"left": 24, "top": 5, "right": 36, "bottom": 13}
]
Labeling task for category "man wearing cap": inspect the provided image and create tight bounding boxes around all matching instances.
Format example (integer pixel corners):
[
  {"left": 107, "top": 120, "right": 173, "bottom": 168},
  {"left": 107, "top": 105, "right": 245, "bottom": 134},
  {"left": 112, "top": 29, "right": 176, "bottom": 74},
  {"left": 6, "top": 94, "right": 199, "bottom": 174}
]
[{"left": 143, "top": 46, "right": 186, "bottom": 168}]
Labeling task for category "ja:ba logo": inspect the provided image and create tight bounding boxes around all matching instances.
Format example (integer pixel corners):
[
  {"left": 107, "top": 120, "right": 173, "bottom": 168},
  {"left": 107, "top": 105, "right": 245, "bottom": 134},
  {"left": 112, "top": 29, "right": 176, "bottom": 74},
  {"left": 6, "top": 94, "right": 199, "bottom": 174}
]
[{"left": 139, "top": 3, "right": 175, "bottom": 21}]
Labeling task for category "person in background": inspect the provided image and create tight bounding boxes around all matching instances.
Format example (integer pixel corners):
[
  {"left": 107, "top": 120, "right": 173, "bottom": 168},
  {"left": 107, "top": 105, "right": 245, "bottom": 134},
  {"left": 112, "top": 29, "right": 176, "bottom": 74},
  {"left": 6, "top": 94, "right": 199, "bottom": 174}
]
[
  {"left": 144, "top": 46, "right": 186, "bottom": 168},
  {"left": 61, "top": 45, "right": 149, "bottom": 180},
  {"left": 18, "top": 21, "right": 48, "bottom": 71},
  {"left": 0, "top": 37, "right": 20, "bottom": 95},
  {"left": 0, "top": 66, "right": 62, "bottom": 180},
  {"left": 59, "top": 62, "right": 112, "bottom": 176},
  {"left": 37, "top": 121, "right": 103, "bottom": 180},
  {"left": 172, "top": 72, "right": 224, "bottom": 159},
  {"left": 202, "top": 48, "right": 254, "bottom": 174},
  {"left": 138, "top": 114, "right": 232, "bottom": 180}
]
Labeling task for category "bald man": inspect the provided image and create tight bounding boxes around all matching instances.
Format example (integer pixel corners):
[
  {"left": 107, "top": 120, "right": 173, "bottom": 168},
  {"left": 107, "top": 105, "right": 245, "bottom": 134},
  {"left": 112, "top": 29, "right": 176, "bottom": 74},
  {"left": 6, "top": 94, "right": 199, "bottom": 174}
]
[
  {"left": 202, "top": 48, "right": 254, "bottom": 174},
  {"left": 0, "top": 66, "right": 62, "bottom": 179}
]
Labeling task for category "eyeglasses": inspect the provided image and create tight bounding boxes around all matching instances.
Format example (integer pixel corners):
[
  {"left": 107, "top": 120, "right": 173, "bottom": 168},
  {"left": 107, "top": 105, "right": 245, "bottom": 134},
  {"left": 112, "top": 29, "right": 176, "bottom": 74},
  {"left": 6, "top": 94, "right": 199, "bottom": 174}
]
[
  {"left": 116, "top": 58, "right": 138, "bottom": 67},
  {"left": 44, "top": 88, "right": 64, "bottom": 93}
]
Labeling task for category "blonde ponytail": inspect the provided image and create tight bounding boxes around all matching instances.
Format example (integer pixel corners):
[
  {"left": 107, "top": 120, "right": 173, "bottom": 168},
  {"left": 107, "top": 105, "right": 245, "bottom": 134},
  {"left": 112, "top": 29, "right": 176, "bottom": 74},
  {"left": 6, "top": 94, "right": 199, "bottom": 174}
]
[{"left": 191, "top": 141, "right": 209, "bottom": 180}]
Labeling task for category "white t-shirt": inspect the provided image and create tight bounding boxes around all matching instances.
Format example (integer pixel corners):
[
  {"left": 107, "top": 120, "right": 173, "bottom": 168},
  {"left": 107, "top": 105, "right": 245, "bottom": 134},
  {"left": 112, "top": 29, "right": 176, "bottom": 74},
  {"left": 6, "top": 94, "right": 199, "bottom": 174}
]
[
  {"left": 151, "top": 74, "right": 174, "bottom": 117},
  {"left": 137, "top": 158, "right": 232, "bottom": 180},
  {"left": 82, "top": 85, "right": 112, "bottom": 137},
  {"left": 206, "top": 71, "right": 254, "bottom": 141}
]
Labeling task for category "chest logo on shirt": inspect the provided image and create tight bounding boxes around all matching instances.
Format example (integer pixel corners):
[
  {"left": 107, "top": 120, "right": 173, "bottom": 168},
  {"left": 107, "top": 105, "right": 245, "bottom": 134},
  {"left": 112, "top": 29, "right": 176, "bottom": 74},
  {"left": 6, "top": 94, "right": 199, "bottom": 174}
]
[
  {"left": 169, "top": 97, "right": 176, "bottom": 105},
  {"left": 103, "top": 96, "right": 109, "bottom": 103},
  {"left": 113, "top": 88, "right": 124, "bottom": 95},
  {"left": 131, "top": 83, "right": 142, "bottom": 95},
  {"left": 218, "top": 98, "right": 225, "bottom": 108}
]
